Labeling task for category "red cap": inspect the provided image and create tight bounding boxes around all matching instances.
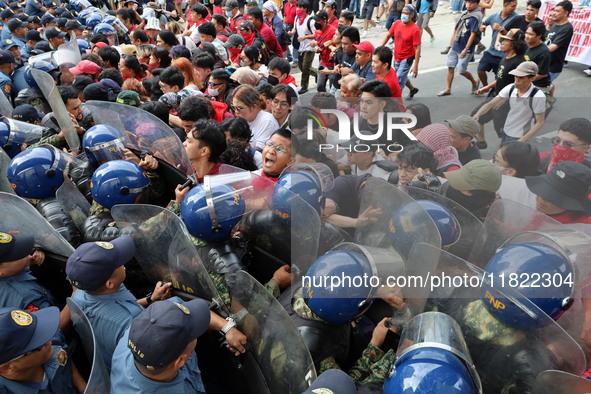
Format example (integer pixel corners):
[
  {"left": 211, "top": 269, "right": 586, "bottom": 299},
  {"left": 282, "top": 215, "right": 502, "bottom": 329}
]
[
  {"left": 91, "top": 42, "right": 108, "bottom": 51},
  {"left": 69, "top": 60, "right": 102, "bottom": 76},
  {"left": 352, "top": 41, "right": 375, "bottom": 54}
]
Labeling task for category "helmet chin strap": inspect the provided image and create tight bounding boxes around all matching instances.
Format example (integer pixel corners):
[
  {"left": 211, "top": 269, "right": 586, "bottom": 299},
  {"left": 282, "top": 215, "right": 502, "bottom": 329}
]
[{"left": 204, "top": 176, "right": 222, "bottom": 234}]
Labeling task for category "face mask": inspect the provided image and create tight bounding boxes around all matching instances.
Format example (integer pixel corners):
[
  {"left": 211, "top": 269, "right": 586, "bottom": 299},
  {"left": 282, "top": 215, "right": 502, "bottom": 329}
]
[
  {"left": 228, "top": 47, "right": 241, "bottom": 59},
  {"left": 158, "top": 0, "right": 165, "bottom": 4},
  {"left": 208, "top": 87, "right": 219, "bottom": 96},
  {"left": 401, "top": 14, "right": 410, "bottom": 22},
  {"left": 548, "top": 143, "right": 586, "bottom": 172},
  {"left": 267, "top": 75, "right": 279, "bottom": 85},
  {"left": 240, "top": 59, "right": 251, "bottom": 67},
  {"left": 314, "top": 22, "right": 323, "bottom": 30},
  {"left": 225, "top": 10, "right": 233, "bottom": 17},
  {"left": 496, "top": 43, "right": 502, "bottom": 51},
  {"left": 296, "top": 9, "right": 308, "bottom": 21}
]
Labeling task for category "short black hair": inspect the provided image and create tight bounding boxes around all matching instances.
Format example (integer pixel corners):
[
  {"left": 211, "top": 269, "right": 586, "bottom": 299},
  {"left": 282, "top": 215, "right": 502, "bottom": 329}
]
[
  {"left": 340, "top": 11, "right": 355, "bottom": 24},
  {"left": 271, "top": 127, "right": 298, "bottom": 155},
  {"left": 270, "top": 84, "right": 297, "bottom": 104},
  {"left": 191, "top": 53, "right": 215, "bottom": 70},
  {"left": 98, "top": 46, "right": 120, "bottom": 68},
  {"left": 191, "top": 3, "right": 209, "bottom": 18},
  {"left": 297, "top": 0, "right": 310, "bottom": 12},
  {"left": 310, "top": 92, "right": 337, "bottom": 110},
  {"left": 98, "top": 68, "right": 124, "bottom": 87},
  {"left": 90, "top": 34, "right": 109, "bottom": 45},
  {"left": 191, "top": 119, "right": 227, "bottom": 162},
  {"left": 503, "top": 0, "right": 516, "bottom": 5},
  {"left": 397, "top": 142, "right": 438, "bottom": 171},
  {"left": 221, "top": 117, "right": 252, "bottom": 140},
  {"left": 177, "top": 95, "right": 214, "bottom": 122},
  {"left": 247, "top": 7, "right": 263, "bottom": 21},
  {"left": 170, "top": 45, "right": 192, "bottom": 60},
  {"left": 140, "top": 101, "right": 170, "bottom": 124},
  {"left": 555, "top": 0, "right": 572, "bottom": 13},
  {"left": 256, "top": 82, "right": 274, "bottom": 99},
  {"left": 159, "top": 66, "right": 185, "bottom": 89},
  {"left": 130, "top": 28, "right": 149, "bottom": 44},
  {"left": 341, "top": 26, "right": 360, "bottom": 44},
  {"left": 198, "top": 21, "right": 217, "bottom": 37},
  {"left": 268, "top": 57, "right": 290, "bottom": 76},
  {"left": 116, "top": 8, "right": 132, "bottom": 21},
  {"left": 527, "top": 20, "right": 546, "bottom": 39},
  {"left": 211, "top": 14, "right": 227, "bottom": 28},
  {"left": 405, "top": 103, "right": 432, "bottom": 130},
  {"left": 210, "top": 68, "right": 230, "bottom": 82},
  {"left": 526, "top": 0, "right": 541, "bottom": 9},
  {"left": 157, "top": 30, "right": 180, "bottom": 47},
  {"left": 500, "top": 141, "right": 540, "bottom": 178},
  {"left": 359, "top": 79, "right": 392, "bottom": 98},
  {"left": 559, "top": 118, "right": 591, "bottom": 145},
  {"left": 243, "top": 45, "right": 261, "bottom": 63},
  {"left": 59, "top": 85, "right": 78, "bottom": 105},
  {"left": 372, "top": 46, "right": 392, "bottom": 70}
]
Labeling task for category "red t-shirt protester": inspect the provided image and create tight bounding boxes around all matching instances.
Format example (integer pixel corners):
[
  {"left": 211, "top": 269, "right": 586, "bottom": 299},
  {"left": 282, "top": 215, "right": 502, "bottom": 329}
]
[
  {"left": 283, "top": 0, "right": 297, "bottom": 25},
  {"left": 372, "top": 47, "right": 403, "bottom": 107},
  {"left": 389, "top": 19, "right": 421, "bottom": 63},
  {"left": 312, "top": 11, "right": 336, "bottom": 68}
]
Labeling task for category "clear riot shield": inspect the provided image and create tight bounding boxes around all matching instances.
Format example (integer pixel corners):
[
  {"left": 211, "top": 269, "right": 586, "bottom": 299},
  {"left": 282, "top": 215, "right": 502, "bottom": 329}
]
[
  {"left": 230, "top": 270, "right": 316, "bottom": 393},
  {"left": 111, "top": 204, "right": 227, "bottom": 312},
  {"left": 468, "top": 199, "right": 564, "bottom": 268},
  {"left": 54, "top": 33, "right": 82, "bottom": 67},
  {"left": 499, "top": 230, "right": 591, "bottom": 367},
  {"left": 66, "top": 298, "right": 111, "bottom": 394},
  {"left": 531, "top": 370, "right": 591, "bottom": 394},
  {"left": 354, "top": 177, "right": 441, "bottom": 260},
  {"left": 0, "top": 192, "right": 74, "bottom": 257},
  {"left": 201, "top": 172, "right": 321, "bottom": 284},
  {"left": 56, "top": 177, "right": 91, "bottom": 230},
  {"left": 279, "top": 162, "right": 335, "bottom": 194},
  {"left": 31, "top": 69, "right": 80, "bottom": 153},
  {"left": 218, "top": 164, "right": 249, "bottom": 174},
  {"left": 396, "top": 311, "right": 482, "bottom": 393},
  {"left": 0, "top": 90, "right": 13, "bottom": 117},
  {"left": 84, "top": 101, "right": 195, "bottom": 182},
  {"left": 0, "top": 149, "right": 15, "bottom": 194},
  {"left": 5, "top": 118, "right": 45, "bottom": 145},
  {"left": 402, "top": 186, "right": 485, "bottom": 260},
  {"left": 408, "top": 242, "right": 586, "bottom": 394}
]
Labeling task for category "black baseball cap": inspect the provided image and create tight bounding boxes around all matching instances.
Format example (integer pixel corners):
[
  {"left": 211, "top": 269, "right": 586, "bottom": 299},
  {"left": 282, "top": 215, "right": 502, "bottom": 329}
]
[
  {"left": 28, "top": 15, "right": 42, "bottom": 24},
  {"left": 40, "top": 14, "right": 57, "bottom": 26},
  {"left": 12, "top": 104, "right": 44, "bottom": 123},
  {"left": 0, "top": 232, "right": 34, "bottom": 263},
  {"left": 7, "top": 18, "right": 27, "bottom": 31},
  {"left": 26, "top": 29, "right": 43, "bottom": 42},
  {"left": 65, "top": 19, "right": 85, "bottom": 31},
  {"left": 0, "top": 49, "right": 15, "bottom": 65},
  {"left": 45, "top": 26, "right": 67, "bottom": 39},
  {"left": 312, "top": 10, "right": 329, "bottom": 20},
  {"left": 0, "top": 9, "right": 15, "bottom": 19}
]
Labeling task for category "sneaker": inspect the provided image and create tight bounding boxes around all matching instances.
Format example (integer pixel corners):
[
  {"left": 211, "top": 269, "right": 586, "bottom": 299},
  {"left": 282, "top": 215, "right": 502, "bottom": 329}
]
[
  {"left": 298, "top": 88, "right": 308, "bottom": 94},
  {"left": 430, "top": 36, "right": 435, "bottom": 47},
  {"left": 584, "top": 68, "right": 591, "bottom": 76},
  {"left": 291, "top": 62, "right": 298, "bottom": 68},
  {"left": 361, "top": 30, "right": 368, "bottom": 39},
  {"left": 475, "top": 141, "right": 488, "bottom": 150},
  {"left": 408, "top": 87, "right": 419, "bottom": 99},
  {"left": 375, "top": 25, "right": 382, "bottom": 36},
  {"left": 440, "top": 46, "right": 451, "bottom": 55}
]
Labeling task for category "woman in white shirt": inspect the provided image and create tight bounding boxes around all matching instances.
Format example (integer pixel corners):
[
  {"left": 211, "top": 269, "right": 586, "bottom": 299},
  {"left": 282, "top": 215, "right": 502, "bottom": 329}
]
[{"left": 231, "top": 85, "right": 279, "bottom": 151}]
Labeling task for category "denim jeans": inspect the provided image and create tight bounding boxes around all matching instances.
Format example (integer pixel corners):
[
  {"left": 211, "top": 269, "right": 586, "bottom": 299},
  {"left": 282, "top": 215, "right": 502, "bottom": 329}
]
[
  {"left": 394, "top": 57, "right": 413, "bottom": 89},
  {"left": 385, "top": 13, "right": 400, "bottom": 30},
  {"left": 349, "top": 0, "right": 361, "bottom": 17}
]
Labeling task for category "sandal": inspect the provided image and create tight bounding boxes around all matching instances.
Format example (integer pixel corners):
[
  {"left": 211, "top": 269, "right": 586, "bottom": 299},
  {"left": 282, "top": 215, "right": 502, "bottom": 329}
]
[
  {"left": 470, "top": 83, "right": 480, "bottom": 95},
  {"left": 437, "top": 90, "right": 451, "bottom": 97}
]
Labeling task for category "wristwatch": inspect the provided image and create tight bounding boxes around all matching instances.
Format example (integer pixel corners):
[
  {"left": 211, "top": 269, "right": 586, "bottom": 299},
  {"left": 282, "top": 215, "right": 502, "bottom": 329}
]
[
  {"left": 145, "top": 292, "right": 154, "bottom": 305},
  {"left": 220, "top": 317, "right": 237, "bottom": 335}
]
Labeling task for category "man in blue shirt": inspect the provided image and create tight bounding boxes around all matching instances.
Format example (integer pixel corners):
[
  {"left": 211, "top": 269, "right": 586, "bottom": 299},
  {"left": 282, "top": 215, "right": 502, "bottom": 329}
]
[
  {"left": 25, "top": 0, "right": 48, "bottom": 18},
  {"left": 0, "top": 231, "right": 53, "bottom": 312},
  {"left": 438, "top": 0, "right": 481, "bottom": 96},
  {"left": 350, "top": 41, "right": 376, "bottom": 82},
  {"left": 6, "top": 18, "right": 27, "bottom": 49},
  {"left": 477, "top": 0, "right": 517, "bottom": 87},
  {"left": 0, "top": 9, "right": 15, "bottom": 41},
  {"left": 0, "top": 306, "right": 80, "bottom": 393},
  {"left": 67, "top": 235, "right": 173, "bottom": 371},
  {"left": 110, "top": 299, "right": 210, "bottom": 394}
]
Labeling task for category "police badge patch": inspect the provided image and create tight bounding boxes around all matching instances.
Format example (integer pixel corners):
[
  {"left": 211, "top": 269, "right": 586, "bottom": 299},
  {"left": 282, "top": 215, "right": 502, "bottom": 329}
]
[
  {"left": 95, "top": 241, "right": 114, "bottom": 249},
  {"left": 10, "top": 310, "right": 33, "bottom": 326},
  {"left": 56, "top": 348, "right": 68, "bottom": 366}
]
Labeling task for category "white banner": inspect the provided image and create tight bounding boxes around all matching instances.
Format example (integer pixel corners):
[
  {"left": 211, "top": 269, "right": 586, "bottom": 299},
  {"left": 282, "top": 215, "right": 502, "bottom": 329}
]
[{"left": 540, "top": 0, "right": 591, "bottom": 65}]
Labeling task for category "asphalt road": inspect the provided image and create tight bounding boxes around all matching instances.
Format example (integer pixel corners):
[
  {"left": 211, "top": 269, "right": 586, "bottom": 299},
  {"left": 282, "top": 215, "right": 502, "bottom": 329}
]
[{"left": 290, "top": 0, "right": 591, "bottom": 159}]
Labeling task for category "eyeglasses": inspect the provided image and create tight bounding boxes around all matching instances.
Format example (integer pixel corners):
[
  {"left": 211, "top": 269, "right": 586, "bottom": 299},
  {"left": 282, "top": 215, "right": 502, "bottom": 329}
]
[
  {"left": 271, "top": 99, "right": 289, "bottom": 109},
  {"left": 208, "top": 81, "right": 224, "bottom": 87},
  {"left": 265, "top": 139, "right": 288, "bottom": 155},
  {"left": 230, "top": 105, "right": 247, "bottom": 113},
  {"left": 551, "top": 136, "right": 588, "bottom": 149}
]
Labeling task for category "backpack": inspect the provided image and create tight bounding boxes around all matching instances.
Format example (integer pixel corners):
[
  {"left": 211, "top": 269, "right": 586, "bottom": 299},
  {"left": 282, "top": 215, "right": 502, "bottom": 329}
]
[
  {"left": 508, "top": 84, "right": 553, "bottom": 119},
  {"left": 454, "top": 13, "right": 483, "bottom": 46}
]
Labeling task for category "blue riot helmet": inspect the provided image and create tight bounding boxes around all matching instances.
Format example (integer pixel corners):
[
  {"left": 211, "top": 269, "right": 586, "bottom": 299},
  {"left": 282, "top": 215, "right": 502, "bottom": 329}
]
[
  {"left": 482, "top": 242, "right": 575, "bottom": 330},
  {"left": 7, "top": 146, "right": 67, "bottom": 198},
  {"left": 384, "top": 312, "right": 480, "bottom": 394},
  {"left": 180, "top": 176, "right": 246, "bottom": 243},
  {"left": 77, "top": 39, "right": 91, "bottom": 55},
  {"left": 93, "top": 23, "right": 119, "bottom": 46},
  {"left": 82, "top": 124, "right": 127, "bottom": 164},
  {"left": 103, "top": 15, "right": 129, "bottom": 35},
  {"left": 24, "top": 61, "right": 59, "bottom": 89},
  {"left": 384, "top": 348, "right": 476, "bottom": 394},
  {"left": 275, "top": 170, "right": 323, "bottom": 216},
  {"left": 305, "top": 248, "right": 374, "bottom": 325},
  {"left": 85, "top": 13, "right": 102, "bottom": 30},
  {"left": 90, "top": 160, "right": 150, "bottom": 209},
  {"left": 77, "top": 8, "right": 93, "bottom": 25},
  {"left": 415, "top": 199, "right": 461, "bottom": 247},
  {"left": 0, "top": 118, "right": 44, "bottom": 158},
  {"left": 0, "top": 121, "right": 20, "bottom": 158}
]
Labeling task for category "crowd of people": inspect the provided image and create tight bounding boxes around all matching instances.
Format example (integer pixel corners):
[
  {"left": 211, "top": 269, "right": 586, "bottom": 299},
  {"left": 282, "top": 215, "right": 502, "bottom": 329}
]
[{"left": 0, "top": 0, "right": 590, "bottom": 392}]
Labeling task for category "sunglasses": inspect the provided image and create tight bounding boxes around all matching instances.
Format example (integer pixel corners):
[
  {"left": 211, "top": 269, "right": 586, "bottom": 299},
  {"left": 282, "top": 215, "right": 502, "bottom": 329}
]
[{"left": 551, "top": 136, "right": 588, "bottom": 150}]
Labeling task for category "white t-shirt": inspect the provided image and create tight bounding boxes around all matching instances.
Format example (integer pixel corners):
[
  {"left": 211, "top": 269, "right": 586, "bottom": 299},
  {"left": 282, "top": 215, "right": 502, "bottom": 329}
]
[
  {"left": 497, "top": 175, "right": 536, "bottom": 209},
  {"left": 350, "top": 154, "right": 393, "bottom": 181},
  {"left": 295, "top": 15, "right": 316, "bottom": 52},
  {"left": 249, "top": 110, "right": 280, "bottom": 150},
  {"left": 498, "top": 83, "right": 546, "bottom": 138}
]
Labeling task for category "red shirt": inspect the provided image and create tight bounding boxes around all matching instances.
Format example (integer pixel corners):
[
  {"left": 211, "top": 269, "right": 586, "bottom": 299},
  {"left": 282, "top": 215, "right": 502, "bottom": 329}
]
[
  {"left": 258, "top": 22, "right": 284, "bottom": 58},
  {"left": 389, "top": 20, "right": 421, "bottom": 62},
  {"left": 197, "top": 162, "right": 223, "bottom": 184},
  {"left": 283, "top": 1, "right": 297, "bottom": 24},
  {"left": 377, "top": 67, "right": 402, "bottom": 98},
  {"left": 281, "top": 74, "right": 298, "bottom": 87},
  {"left": 315, "top": 24, "right": 336, "bottom": 67},
  {"left": 548, "top": 211, "right": 591, "bottom": 224},
  {"left": 229, "top": 12, "right": 245, "bottom": 32},
  {"left": 327, "top": 15, "right": 339, "bottom": 29}
]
